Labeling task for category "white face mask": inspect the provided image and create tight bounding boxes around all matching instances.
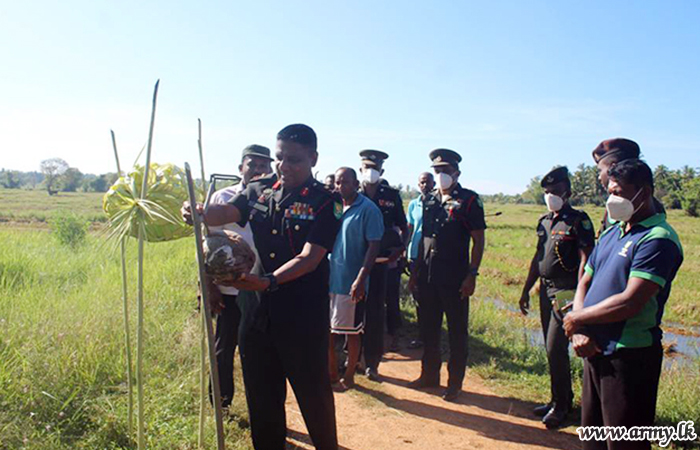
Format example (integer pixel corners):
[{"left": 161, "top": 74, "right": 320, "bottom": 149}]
[
  {"left": 362, "top": 168, "right": 380, "bottom": 184},
  {"left": 606, "top": 189, "right": 644, "bottom": 223},
  {"left": 544, "top": 193, "right": 565, "bottom": 212},
  {"left": 435, "top": 172, "right": 454, "bottom": 191}
]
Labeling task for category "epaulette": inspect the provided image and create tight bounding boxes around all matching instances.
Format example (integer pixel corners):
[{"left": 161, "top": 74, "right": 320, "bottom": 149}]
[{"left": 309, "top": 178, "right": 333, "bottom": 197}]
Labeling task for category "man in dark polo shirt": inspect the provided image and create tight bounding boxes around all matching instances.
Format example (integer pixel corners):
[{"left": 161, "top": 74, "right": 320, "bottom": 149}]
[
  {"left": 563, "top": 159, "right": 683, "bottom": 450},
  {"left": 408, "top": 148, "right": 486, "bottom": 402},
  {"left": 358, "top": 149, "right": 408, "bottom": 380},
  {"left": 184, "top": 124, "right": 342, "bottom": 450},
  {"left": 519, "top": 166, "right": 595, "bottom": 428}
]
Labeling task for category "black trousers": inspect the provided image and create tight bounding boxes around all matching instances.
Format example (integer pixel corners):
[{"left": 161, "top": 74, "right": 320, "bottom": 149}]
[
  {"left": 539, "top": 283, "right": 573, "bottom": 408},
  {"left": 238, "top": 292, "right": 338, "bottom": 450},
  {"left": 417, "top": 280, "right": 469, "bottom": 388},
  {"left": 210, "top": 294, "right": 241, "bottom": 408},
  {"left": 581, "top": 343, "right": 663, "bottom": 450},
  {"left": 364, "top": 263, "right": 388, "bottom": 371},
  {"left": 385, "top": 266, "right": 402, "bottom": 336}
]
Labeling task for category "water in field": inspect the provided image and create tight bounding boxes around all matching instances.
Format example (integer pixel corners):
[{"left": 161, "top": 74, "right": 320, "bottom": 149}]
[{"left": 483, "top": 298, "right": 700, "bottom": 367}]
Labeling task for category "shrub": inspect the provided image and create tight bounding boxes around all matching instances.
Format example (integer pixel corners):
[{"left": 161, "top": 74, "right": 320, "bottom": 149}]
[
  {"left": 681, "top": 178, "right": 700, "bottom": 217},
  {"left": 50, "top": 212, "right": 89, "bottom": 248}
]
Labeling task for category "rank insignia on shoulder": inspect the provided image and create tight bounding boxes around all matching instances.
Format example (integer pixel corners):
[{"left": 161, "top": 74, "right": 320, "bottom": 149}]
[
  {"left": 334, "top": 202, "right": 343, "bottom": 219},
  {"left": 300, "top": 187, "right": 309, "bottom": 197}
]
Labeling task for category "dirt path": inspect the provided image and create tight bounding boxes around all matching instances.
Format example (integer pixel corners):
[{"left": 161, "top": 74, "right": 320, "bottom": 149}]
[{"left": 284, "top": 348, "right": 582, "bottom": 450}]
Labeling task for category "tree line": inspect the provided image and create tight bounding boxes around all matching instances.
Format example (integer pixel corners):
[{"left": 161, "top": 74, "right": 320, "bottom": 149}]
[
  {"left": 3, "top": 159, "right": 698, "bottom": 217},
  {"left": 483, "top": 163, "right": 700, "bottom": 217},
  {"left": 0, "top": 158, "right": 118, "bottom": 195}
]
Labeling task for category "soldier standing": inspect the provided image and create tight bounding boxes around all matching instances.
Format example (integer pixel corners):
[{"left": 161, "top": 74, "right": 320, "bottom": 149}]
[
  {"left": 519, "top": 166, "right": 595, "bottom": 428},
  {"left": 187, "top": 124, "right": 341, "bottom": 450},
  {"left": 206, "top": 144, "right": 273, "bottom": 408},
  {"left": 408, "top": 149, "right": 486, "bottom": 402},
  {"left": 358, "top": 149, "right": 408, "bottom": 380}
]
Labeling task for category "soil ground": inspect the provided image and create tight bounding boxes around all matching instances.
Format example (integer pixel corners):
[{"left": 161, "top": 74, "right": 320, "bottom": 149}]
[{"left": 284, "top": 348, "right": 582, "bottom": 450}]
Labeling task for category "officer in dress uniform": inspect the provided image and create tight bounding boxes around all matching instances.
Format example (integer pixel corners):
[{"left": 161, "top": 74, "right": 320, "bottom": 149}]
[
  {"left": 358, "top": 149, "right": 408, "bottom": 380},
  {"left": 408, "top": 149, "right": 486, "bottom": 402},
  {"left": 188, "top": 124, "right": 342, "bottom": 450},
  {"left": 519, "top": 166, "right": 595, "bottom": 429}
]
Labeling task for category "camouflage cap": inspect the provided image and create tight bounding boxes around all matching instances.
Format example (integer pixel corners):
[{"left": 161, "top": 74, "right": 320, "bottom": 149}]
[{"left": 241, "top": 144, "right": 273, "bottom": 161}]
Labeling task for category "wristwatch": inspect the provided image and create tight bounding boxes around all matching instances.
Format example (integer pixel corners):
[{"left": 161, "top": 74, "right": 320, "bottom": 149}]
[
  {"left": 469, "top": 267, "right": 480, "bottom": 277},
  {"left": 263, "top": 273, "right": 279, "bottom": 292}
]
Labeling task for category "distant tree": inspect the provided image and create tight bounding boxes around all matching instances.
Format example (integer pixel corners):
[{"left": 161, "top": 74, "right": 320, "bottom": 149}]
[
  {"left": 21, "top": 171, "right": 44, "bottom": 189},
  {"left": 654, "top": 165, "right": 683, "bottom": 209},
  {"left": 570, "top": 164, "right": 606, "bottom": 206},
  {"left": 522, "top": 176, "right": 545, "bottom": 205},
  {"left": 0, "top": 169, "right": 21, "bottom": 189},
  {"left": 40, "top": 158, "right": 69, "bottom": 195},
  {"left": 681, "top": 177, "right": 700, "bottom": 217},
  {"left": 61, "top": 167, "right": 84, "bottom": 192}
]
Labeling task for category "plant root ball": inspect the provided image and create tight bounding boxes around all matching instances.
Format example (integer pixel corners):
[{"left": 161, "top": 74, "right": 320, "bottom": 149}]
[{"left": 203, "top": 230, "right": 256, "bottom": 285}]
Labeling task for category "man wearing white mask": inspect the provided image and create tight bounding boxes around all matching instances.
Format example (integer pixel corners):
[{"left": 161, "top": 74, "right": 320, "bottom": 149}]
[
  {"left": 563, "top": 159, "right": 683, "bottom": 450},
  {"left": 408, "top": 148, "right": 486, "bottom": 402},
  {"left": 519, "top": 166, "right": 595, "bottom": 428},
  {"left": 358, "top": 149, "right": 408, "bottom": 381}
]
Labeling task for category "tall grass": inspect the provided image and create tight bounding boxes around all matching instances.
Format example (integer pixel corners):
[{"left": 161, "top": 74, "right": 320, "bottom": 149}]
[{"left": 0, "top": 229, "right": 253, "bottom": 450}]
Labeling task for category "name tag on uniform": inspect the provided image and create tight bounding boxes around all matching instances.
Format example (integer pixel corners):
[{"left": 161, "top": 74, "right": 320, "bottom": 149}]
[
  {"left": 252, "top": 202, "right": 269, "bottom": 213},
  {"left": 378, "top": 199, "right": 395, "bottom": 208}
]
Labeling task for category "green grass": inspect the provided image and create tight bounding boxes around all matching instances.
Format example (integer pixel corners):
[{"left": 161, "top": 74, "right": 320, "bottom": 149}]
[
  {"left": 468, "top": 203, "right": 700, "bottom": 447},
  {"left": 0, "top": 229, "right": 253, "bottom": 450},
  {"left": 0, "top": 189, "right": 107, "bottom": 224},
  {"left": 1, "top": 196, "right": 698, "bottom": 449},
  {"left": 481, "top": 203, "right": 700, "bottom": 326}
]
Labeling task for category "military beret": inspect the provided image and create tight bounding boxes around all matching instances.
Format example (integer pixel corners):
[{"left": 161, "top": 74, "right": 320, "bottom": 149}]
[
  {"left": 429, "top": 148, "right": 462, "bottom": 168},
  {"left": 591, "top": 138, "right": 640, "bottom": 163},
  {"left": 359, "top": 149, "right": 389, "bottom": 167},
  {"left": 541, "top": 166, "right": 570, "bottom": 187},
  {"left": 241, "top": 144, "right": 273, "bottom": 161}
]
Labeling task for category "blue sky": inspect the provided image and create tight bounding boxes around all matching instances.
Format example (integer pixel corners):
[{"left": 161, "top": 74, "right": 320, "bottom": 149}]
[{"left": 1, "top": 1, "right": 699, "bottom": 194}]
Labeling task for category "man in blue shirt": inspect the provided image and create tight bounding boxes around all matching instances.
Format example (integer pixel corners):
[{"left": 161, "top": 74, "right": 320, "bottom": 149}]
[
  {"left": 328, "top": 167, "right": 384, "bottom": 390},
  {"left": 563, "top": 159, "right": 683, "bottom": 450},
  {"left": 406, "top": 172, "right": 434, "bottom": 349},
  {"left": 407, "top": 172, "right": 434, "bottom": 262}
]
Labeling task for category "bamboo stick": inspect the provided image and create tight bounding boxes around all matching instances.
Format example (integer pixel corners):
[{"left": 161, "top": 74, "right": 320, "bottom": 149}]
[
  {"left": 110, "top": 130, "right": 134, "bottom": 435},
  {"left": 136, "top": 79, "right": 160, "bottom": 450},
  {"left": 185, "top": 163, "right": 226, "bottom": 450}
]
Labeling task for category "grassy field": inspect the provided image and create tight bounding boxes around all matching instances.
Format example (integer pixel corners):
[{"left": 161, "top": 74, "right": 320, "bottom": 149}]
[
  {"left": 0, "top": 189, "right": 107, "bottom": 224},
  {"left": 0, "top": 189, "right": 698, "bottom": 449}
]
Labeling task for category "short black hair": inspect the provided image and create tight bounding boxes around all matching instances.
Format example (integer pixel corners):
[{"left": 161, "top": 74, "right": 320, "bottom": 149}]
[
  {"left": 608, "top": 159, "right": 654, "bottom": 193},
  {"left": 276, "top": 124, "right": 317, "bottom": 152},
  {"left": 335, "top": 167, "right": 357, "bottom": 182}
]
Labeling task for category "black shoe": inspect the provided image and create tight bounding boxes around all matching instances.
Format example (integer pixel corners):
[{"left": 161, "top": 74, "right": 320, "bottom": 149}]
[
  {"left": 442, "top": 387, "right": 461, "bottom": 402},
  {"left": 365, "top": 367, "right": 381, "bottom": 382},
  {"left": 407, "top": 376, "right": 439, "bottom": 389},
  {"left": 533, "top": 403, "right": 552, "bottom": 417},
  {"left": 543, "top": 407, "right": 568, "bottom": 429}
]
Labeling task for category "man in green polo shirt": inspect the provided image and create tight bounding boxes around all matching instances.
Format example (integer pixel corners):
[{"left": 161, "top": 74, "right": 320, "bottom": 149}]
[{"left": 563, "top": 159, "right": 684, "bottom": 450}]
